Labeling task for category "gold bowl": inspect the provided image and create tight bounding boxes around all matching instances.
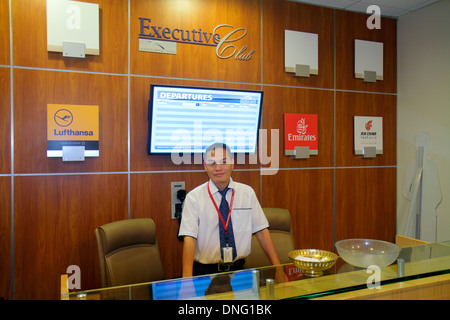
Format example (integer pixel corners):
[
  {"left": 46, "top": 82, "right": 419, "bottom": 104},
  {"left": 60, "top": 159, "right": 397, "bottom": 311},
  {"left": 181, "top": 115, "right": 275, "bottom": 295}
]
[{"left": 288, "top": 249, "right": 339, "bottom": 277}]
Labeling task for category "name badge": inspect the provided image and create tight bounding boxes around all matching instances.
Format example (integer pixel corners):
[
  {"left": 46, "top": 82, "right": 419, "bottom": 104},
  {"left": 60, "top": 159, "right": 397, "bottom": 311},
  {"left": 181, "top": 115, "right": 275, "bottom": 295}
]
[{"left": 223, "top": 247, "right": 233, "bottom": 263}]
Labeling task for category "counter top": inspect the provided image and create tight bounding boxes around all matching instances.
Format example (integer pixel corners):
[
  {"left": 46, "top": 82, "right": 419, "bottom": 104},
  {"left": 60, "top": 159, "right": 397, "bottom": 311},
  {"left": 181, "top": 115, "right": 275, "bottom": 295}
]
[{"left": 62, "top": 241, "right": 450, "bottom": 300}]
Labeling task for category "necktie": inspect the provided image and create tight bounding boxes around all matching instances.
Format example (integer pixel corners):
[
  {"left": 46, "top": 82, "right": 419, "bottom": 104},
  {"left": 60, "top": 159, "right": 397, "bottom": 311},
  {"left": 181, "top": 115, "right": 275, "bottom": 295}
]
[{"left": 218, "top": 188, "right": 237, "bottom": 262}]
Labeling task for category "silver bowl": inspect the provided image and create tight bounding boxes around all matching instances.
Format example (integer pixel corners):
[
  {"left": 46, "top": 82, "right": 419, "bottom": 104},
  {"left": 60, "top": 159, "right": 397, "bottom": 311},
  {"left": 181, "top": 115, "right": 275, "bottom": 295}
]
[{"left": 335, "top": 239, "right": 401, "bottom": 268}]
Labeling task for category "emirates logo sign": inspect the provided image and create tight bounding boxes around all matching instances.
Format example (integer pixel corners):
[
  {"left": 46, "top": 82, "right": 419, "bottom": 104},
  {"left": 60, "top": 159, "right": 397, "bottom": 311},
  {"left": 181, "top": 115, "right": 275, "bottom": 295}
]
[{"left": 284, "top": 113, "right": 318, "bottom": 153}]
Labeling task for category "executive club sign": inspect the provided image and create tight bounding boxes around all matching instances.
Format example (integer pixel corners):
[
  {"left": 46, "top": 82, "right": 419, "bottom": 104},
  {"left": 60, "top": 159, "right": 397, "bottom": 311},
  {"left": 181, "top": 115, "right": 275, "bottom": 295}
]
[{"left": 138, "top": 18, "right": 255, "bottom": 61}]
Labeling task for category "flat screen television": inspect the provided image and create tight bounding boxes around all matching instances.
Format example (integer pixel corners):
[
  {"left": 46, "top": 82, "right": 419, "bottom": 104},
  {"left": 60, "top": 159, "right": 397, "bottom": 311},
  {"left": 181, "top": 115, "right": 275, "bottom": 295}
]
[{"left": 147, "top": 84, "right": 263, "bottom": 154}]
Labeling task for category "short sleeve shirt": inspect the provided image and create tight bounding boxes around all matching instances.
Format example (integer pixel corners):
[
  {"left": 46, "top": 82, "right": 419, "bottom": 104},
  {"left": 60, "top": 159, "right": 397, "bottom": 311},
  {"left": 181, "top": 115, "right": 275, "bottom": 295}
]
[{"left": 178, "top": 178, "right": 269, "bottom": 264}]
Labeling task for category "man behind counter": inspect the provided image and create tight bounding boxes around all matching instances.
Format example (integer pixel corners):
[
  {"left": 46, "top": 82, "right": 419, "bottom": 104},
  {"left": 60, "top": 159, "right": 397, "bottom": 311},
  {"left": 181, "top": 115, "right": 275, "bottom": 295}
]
[{"left": 178, "top": 142, "right": 281, "bottom": 277}]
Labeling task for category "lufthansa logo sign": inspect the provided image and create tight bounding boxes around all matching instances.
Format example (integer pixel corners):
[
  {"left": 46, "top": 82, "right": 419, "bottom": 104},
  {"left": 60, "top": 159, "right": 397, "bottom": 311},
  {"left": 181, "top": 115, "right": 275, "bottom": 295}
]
[
  {"left": 47, "top": 104, "right": 99, "bottom": 158},
  {"left": 54, "top": 109, "right": 73, "bottom": 127}
]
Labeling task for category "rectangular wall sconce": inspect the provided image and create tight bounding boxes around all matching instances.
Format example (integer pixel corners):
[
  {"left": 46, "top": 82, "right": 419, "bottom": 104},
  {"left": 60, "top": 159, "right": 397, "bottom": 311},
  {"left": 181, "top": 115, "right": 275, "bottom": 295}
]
[
  {"left": 46, "top": 0, "right": 100, "bottom": 58},
  {"left": 354, "top": 39, "right": 383, "bottom": 82},
  {"left": 285, "top": 30, "right": 319, "bottom": 77}
]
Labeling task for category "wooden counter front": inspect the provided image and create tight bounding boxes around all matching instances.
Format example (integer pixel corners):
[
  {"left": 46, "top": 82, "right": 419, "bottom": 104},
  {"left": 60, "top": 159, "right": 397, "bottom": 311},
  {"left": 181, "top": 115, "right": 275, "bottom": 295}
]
[{"left": 315, "top": 273, "right": 450, "bottom": 300}]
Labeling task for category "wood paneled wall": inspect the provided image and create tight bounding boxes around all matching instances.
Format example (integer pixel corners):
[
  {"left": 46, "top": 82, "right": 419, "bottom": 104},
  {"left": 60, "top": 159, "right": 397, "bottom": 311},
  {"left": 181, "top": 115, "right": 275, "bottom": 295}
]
[{"left": 0, "top": 0, "right": 397, "bottom": 299}]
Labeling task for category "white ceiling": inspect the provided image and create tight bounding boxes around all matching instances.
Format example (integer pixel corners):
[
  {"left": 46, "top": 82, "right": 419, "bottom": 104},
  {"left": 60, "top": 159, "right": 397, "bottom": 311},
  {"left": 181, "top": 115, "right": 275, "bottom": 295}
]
[{"left": 288, "top": 0, "right": 440, "bottom": 17}]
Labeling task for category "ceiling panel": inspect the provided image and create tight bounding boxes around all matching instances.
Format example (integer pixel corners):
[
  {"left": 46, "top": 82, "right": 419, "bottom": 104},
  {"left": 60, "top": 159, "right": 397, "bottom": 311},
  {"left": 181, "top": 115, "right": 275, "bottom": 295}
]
[{"left": 288, "top": 0, "right": 440, "bottom": 17}]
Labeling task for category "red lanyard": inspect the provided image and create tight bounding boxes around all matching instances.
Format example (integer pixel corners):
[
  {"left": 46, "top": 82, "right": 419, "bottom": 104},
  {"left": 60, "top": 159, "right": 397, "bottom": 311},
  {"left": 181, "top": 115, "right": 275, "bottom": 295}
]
[{"left": 207, "top": 182, "right": 235, "bottom": 232}]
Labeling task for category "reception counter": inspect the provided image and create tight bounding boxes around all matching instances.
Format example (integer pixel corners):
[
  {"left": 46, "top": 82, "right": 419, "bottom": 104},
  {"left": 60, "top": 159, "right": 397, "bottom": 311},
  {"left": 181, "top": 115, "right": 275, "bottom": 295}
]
[{"left": 62, "top": 241, "right": 450, "bottom": 300}]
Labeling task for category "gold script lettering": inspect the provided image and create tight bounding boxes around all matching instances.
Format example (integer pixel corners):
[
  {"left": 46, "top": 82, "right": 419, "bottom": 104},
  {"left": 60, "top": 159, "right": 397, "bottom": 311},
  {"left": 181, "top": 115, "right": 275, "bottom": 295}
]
[{"left": 213, "top": 24, "right": 254, "bottom": 61}]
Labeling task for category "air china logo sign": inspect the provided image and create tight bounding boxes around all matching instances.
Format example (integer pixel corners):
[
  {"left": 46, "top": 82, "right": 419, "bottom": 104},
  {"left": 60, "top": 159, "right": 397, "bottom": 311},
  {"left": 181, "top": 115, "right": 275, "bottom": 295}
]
[
  {"left": 138, "top": 18, "right": 255, "bottom": 61},
  {"left": 354, "top": 116, "right": 383, "bottom": 156},
  {"left": 284, "top": 113, "right": 318, "bottom": 155}
]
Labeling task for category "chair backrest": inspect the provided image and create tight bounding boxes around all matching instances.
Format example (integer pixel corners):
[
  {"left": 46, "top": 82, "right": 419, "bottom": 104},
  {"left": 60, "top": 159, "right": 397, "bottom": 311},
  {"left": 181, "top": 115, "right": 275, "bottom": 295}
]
[
  {"left": 245, "top": 208, "right": 295, "bottom": 268},
  {"left": 95, "top": 218, "right": 165, "bottom": 288}
]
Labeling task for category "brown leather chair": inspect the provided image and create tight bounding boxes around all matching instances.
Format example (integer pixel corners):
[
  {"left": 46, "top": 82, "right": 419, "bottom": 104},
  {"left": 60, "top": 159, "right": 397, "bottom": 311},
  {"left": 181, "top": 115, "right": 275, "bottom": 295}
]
[
  {"left": 95, "top": 218, "right": 165, "bottom": 289},
  {"left": 245, "top": 208, "right": 295, "bottom": 268}
]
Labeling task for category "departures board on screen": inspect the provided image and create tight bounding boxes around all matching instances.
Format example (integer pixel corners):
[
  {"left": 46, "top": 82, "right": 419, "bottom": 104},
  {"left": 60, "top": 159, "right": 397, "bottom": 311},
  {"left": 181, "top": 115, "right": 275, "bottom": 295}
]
[{"left": 148, "top": 84, "right": 263, "bottom": 154}]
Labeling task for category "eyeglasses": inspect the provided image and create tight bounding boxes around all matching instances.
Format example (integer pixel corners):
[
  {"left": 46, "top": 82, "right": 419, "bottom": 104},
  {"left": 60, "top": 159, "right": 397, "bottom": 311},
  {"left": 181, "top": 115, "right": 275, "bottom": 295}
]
[{"left": 205, "top": 158, "right": 232, "bottom": 166}]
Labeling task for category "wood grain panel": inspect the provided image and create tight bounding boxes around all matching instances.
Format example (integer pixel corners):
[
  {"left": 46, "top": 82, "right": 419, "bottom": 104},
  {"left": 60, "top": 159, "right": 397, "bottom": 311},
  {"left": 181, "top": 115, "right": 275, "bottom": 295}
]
[
  {"left": 0, "top": 0, "right": 9, "bottom": 65},
  {"left": 0, "top": 177, "right": 11, "bottom": 300},
  {"left": 262, "top": 86, "right": 334, "bottom": 168},
  {"left": 335, "top": 167, "right": 396, "bottom": 243},
  {"left": 336, "top": 10, "right": 397, "bottom": 93},
  {"left": 336, "top": 91, "right": 396, "bottom": 167},
  {"left": 262, "top": 169, "right": 335, "bottom": 252},
  {"left": 13, "top": 174, "right": 128, "bottom": 300},
  {"left": 130, "top": 0, "right": 261, "bottom": 82},
  {"left": 130, "top": 76, "right": 261, "bottom": 172},
  {"left": 13, "top": 69, "right": 128, "bottom": 173},
  {"left": 262, "top": 0, "right": 334, "bottom": 88},
  {"left": 12, "top": 0, "right": 128, "bottom": 74},
  {"left": 131, "top": 169, "right": 261, "bottom": 279},
  {"left": 0, "top": 68, "right": 10, "bottom": 173},
  {"left": 5, "top": 0, "right": 399, "bottom": 300}
]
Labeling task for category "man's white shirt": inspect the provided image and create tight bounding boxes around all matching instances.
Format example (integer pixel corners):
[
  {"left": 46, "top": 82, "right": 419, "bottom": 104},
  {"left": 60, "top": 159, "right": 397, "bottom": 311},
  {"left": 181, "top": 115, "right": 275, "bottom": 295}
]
[{"left": 178, "top": 178, "right": 268, "bottom": 264}]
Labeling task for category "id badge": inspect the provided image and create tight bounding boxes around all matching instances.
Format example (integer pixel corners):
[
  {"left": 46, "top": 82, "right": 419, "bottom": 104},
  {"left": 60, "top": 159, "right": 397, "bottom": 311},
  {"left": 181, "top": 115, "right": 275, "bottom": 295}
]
[{"left": 223, "top": 247, "right": 233, "bottom": 263}]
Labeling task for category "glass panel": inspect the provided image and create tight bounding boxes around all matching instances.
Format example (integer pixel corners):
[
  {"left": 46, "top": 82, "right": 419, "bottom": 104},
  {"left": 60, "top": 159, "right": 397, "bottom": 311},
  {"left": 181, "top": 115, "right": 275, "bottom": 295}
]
[{"left": 63, "top": 242, "right": 450, "bottom": 300}]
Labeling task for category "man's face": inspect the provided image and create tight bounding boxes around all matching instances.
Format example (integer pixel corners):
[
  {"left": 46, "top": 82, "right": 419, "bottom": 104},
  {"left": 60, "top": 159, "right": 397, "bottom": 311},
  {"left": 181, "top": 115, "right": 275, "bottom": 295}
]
[{"left": 203, "top": 148, "right": 234, "bottom": 190}]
